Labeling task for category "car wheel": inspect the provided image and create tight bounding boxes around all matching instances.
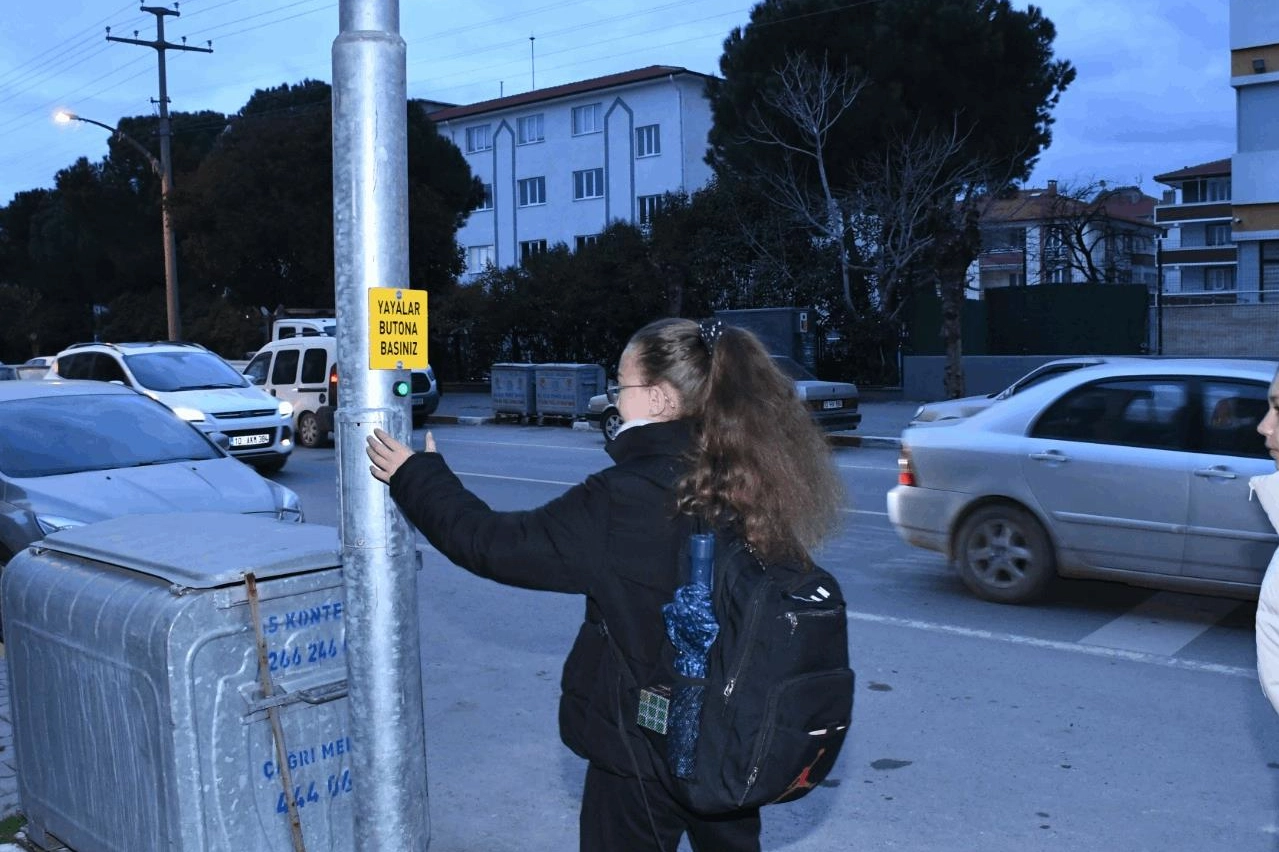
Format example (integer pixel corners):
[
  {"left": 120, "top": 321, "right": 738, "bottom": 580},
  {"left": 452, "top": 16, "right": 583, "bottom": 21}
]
[
  {"left": 601, "top": 406, "right": 623, "bottom": 444},
  {"left": 955, "top": 504, "right": 1055, "bottom": 604},
  {"left": 297, "top": 412, "right": 324, "bottom": 448},
  {"left": 252, "top": 456, "right": 288, "bottom": 476}
]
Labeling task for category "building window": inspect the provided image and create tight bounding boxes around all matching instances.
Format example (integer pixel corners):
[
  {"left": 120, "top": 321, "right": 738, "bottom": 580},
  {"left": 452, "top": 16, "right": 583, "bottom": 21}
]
[
  {"left": 518, "top": 177, "right": 546, "bottom": 207},
  {"left": 517, "top": 114, "right": 544, "bottom": 145},
  {"left": 1049, "top": 266, "right": 1070, "bottom": 284},
  {"left": 1206, "top": 223, "right": 1233, "bottom": 246},
  {"left": 474, "top": 183, "right": 493, "bottom": 212},
  {"left": 1183, "top": 177, "right": 1231, "bottom": 203},
  {"left": 637, "top": 194, "right": 664, "bottom": 225},
  {"left": 571, "top": 103, "right": 602, "bottom": 136},
  {"left": 1264, "top": 242, "right": 1279, "bottom": 299},
  {"left": 636, "top": 124, "right": 661, "bottom": 157},
  {"left": 575, "top": 234, "right": 600, "bottom": 250},
  {"left": 520, "top": 239, "right": 548, "bottom": 263},
  {"left": 573, "top": 168, "right": 605, "bottom": 200},
  {"left": 1008, "top": 272, "right": 1024, "bottom": 287},
  {"left": 467, "top": 245, "right": 494, "bottom": 274},
  {"left": 465, "top": 125, "right": 491, "bottom": 153},
  {"left": 1206, "top": 266, "right": 1236, "bottom": 291}
]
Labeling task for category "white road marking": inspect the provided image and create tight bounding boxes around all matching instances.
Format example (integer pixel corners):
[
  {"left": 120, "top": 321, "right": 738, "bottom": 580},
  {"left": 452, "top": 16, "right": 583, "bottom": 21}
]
[
  {"left": 836, "top": 462, "right": 899, "bottom": 472},
  {"left": 846, "top": 610, "right": 1255, "bottom": 679},
  {"left": 841, "top": 508, "right": 889, "bottom": 517},
  {"left": 1078, "top": 591, "right": 1240, "bottom": 656}
]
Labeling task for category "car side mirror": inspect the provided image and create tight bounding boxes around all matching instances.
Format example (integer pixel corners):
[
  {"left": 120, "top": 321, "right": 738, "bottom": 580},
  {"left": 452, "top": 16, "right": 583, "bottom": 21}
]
[
  {"left": 247, "top": 375, "right": 265, "bottom": 386},
  {"left": 208, "top": 431, "right": 232, "bottom": 451}
]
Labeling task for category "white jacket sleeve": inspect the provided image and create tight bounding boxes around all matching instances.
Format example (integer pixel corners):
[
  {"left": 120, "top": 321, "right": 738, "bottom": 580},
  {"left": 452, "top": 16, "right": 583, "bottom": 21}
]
[
  {"left": 1258, "top": 551, "right": 1279, "bottom": 714},
  {"left": 1250, "top": 472, "right": 1279, "bottom": 714}
]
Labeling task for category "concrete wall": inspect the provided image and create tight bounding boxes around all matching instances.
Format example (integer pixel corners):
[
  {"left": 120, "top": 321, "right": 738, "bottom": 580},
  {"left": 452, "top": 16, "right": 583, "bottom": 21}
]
[{"left": 1155, "top": 301, "right": 1279, "bottom": 356}]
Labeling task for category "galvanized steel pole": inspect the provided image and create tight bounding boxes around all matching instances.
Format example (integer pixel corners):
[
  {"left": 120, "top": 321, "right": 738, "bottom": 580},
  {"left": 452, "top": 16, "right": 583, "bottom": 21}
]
[{"left": 332, "top": 1, "right": 430, "bottom": 849}]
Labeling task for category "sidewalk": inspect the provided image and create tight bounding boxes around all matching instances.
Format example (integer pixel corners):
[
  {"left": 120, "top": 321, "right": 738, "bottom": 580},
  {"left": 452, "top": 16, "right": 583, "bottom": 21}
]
[{"left": 427, "top": 390, "right": 915, "bottom": 449}]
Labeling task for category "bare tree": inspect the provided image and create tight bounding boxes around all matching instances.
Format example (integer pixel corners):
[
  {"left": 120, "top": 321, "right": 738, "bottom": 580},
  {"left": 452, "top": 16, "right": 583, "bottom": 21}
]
[
  {"left": 741, "top": 52, "right": 867, "bottom": 312},
  {"left": 1024, "top": 181, "right": 1157, "bottom": 285},
  {"left": 846, "top": 120, "right": 987, "bottom": 319}
]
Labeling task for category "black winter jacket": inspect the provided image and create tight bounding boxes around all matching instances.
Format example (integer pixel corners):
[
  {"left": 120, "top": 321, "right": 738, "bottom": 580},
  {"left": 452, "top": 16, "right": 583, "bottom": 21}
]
[{"left": 389, "top": 419, "right": 697, "bottom": 777}]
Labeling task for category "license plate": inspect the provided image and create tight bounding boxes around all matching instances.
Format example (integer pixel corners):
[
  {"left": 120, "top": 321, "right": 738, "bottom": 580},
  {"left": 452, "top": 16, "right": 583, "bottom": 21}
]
[
  {"left": 822, "top": 399, "right": 844, "bottom": 410},
  {"left": 230, "top": 433, "right": 272, "bottom": 447}
]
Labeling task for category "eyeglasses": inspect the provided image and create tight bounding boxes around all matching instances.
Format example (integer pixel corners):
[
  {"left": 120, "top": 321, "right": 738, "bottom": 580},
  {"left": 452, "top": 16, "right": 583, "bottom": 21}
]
[{"left": 606, "top": 384, "right": 649, "bottom": 404}]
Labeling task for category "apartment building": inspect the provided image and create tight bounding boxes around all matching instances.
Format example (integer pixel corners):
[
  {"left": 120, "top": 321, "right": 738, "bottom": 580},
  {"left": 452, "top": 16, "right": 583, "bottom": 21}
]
[
  {"left": 1153, "top": 159, "right": 1236, "bottom": 299},
  {"left": 430, "top": 65, "right": 715, "bottom": 278},
  {"left": 969, "top": 181, "right": 1160, "bottom": 297},
  {"left": 1230, "top": 2, "right": 1279, "bottom": 297}
]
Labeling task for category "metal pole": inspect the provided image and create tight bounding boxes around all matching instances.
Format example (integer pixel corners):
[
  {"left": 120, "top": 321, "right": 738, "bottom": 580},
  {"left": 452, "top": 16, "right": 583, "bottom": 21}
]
[
  {"left": 154, "top": 12, "right": 180, "bottom": 340},
  {"left": 332, "top": 2, "right": 430, "bottom": 850}
]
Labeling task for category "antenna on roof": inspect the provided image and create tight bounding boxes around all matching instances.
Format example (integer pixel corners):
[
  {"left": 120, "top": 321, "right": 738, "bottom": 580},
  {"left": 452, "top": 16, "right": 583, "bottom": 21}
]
[{"left": 530, "top": 35, "right": 536, "bottom": 91}]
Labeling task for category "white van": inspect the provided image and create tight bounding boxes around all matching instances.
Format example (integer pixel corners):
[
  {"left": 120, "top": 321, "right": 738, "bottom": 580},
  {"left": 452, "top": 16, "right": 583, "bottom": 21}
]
[{"left": 244, "top": 337, "right": 439, "bottom": 448}]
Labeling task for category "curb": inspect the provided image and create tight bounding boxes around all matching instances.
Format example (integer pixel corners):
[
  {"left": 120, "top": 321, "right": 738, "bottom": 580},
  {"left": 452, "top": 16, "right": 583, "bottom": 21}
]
[{"left": 427, "top": 413, "right": 902, "bottom": 449}]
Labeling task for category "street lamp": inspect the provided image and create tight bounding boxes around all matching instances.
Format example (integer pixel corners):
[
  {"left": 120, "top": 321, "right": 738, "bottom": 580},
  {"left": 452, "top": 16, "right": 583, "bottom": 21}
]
[{"left": 55, "top": 110, "right": 181, "bottom": 340}]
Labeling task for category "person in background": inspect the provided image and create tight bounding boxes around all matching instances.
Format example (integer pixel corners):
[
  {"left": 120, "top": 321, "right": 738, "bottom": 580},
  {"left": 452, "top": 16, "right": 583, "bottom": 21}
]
[
  {"left": 1254, "top": 366, "right": 1279, "bottom": 713},
  {"left": 366, "top": 317, "right": 844, "bottom": 851}
]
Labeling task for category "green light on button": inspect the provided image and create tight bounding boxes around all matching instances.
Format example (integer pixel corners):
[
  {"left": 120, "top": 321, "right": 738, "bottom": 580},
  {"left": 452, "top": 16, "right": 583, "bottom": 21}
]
[{"left": 393, "top": 380, "right": 411, "bottom": 398}]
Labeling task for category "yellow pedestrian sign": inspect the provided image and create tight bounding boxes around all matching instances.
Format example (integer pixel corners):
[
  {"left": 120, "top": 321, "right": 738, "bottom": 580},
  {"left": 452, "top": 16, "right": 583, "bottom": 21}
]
[{"left": 369, "top": 288, "right": 428, "bottom": 369}]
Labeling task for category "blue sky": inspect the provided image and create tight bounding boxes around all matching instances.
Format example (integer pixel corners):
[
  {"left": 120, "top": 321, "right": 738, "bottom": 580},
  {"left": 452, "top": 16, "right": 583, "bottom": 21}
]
[{"left": 0, "top": 0, "right": 1233, "bottom": 206}]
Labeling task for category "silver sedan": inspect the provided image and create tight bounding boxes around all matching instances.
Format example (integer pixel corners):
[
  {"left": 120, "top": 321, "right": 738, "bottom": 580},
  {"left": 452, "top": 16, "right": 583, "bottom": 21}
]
[{"left": 888, "top": 358, "right": 1279, "bottom": 603}]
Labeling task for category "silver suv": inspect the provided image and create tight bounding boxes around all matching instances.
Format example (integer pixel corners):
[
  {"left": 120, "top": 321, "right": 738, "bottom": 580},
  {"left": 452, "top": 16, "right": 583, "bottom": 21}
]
[{"left": 48, "top": 342, "right": 294, "bottom": 473}]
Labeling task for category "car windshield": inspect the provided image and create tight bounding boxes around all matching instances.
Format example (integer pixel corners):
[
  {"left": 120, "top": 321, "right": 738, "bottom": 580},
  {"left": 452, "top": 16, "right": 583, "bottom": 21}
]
[
  {"left": 769, "top": 355, "right": 817, "bottom": 381},
  {"left": 0, "top": 394, "right": 221, "bottom": 477},
  {"left": 124, "top": 351, "right": 249, "bottom": 392}
]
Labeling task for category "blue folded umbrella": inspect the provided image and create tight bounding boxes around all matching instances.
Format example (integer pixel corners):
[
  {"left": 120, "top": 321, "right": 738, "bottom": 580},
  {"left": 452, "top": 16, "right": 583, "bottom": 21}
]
[{"left": 662, "top": 533, "right": 718, "bottom": 779}]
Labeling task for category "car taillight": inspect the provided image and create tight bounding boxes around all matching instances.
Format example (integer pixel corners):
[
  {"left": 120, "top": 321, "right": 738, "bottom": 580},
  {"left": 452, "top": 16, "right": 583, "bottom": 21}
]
[
  {"left": 897, "top": 446, "right": 917, "bottom": 487},
  {"left": 328, "top": 364, "right": 338, "bottom": 408}
]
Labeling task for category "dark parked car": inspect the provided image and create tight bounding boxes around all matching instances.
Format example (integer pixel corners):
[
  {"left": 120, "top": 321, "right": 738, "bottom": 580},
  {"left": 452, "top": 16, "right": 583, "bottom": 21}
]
[{"left": 888, "top": 358, "right": 1279, "bottom": 603}]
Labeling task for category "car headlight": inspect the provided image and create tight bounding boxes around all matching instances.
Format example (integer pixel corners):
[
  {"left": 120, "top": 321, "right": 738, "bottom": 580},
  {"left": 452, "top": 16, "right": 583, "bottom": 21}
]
[
  {"left": 36, "top": 514, "right": 87, "bottom": 536},
  {"left": 171, "top": 405, "right": 207, "bottom": 423},
  {"left": 913, "top": 405, "right": 925, "bottom": 419},
  {"left": 278, "top": 401, "right": 294, "bottom": 418}
]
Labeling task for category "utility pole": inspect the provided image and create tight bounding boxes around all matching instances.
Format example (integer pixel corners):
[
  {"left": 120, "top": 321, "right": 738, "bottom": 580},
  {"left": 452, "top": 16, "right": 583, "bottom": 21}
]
[
  {"left": 332, "top": 1, "right": 430, "bottom": 848},
  {"left": 107, "top": 6, "right": 211, "bottom": 341}
]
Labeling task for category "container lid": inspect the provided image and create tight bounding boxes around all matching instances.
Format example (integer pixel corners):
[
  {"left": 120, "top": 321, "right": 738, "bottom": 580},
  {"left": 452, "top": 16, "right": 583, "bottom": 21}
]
[{"left": 36, "top": 512, "right": 341, "bottom": 589}]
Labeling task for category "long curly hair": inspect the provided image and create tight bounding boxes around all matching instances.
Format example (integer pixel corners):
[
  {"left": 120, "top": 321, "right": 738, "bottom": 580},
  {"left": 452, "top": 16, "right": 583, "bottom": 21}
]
[{"left": 625, "top": 317, "right": 844, "bottom": 564}]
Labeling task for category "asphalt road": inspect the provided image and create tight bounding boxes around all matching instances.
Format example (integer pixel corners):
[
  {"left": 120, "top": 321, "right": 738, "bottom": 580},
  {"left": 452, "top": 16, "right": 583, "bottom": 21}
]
[{"left": 270, "top": 421, "right": 1279, "bottom": 852}]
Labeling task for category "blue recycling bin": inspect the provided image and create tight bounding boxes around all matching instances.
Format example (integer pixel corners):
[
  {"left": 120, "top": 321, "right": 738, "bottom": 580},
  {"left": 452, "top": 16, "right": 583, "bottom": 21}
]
[
  {"left": 490, "top": 363, "right": 538, "bottom": 418},
  {"left": 533, "top": 363, "right": 606, "bottom": 419}
]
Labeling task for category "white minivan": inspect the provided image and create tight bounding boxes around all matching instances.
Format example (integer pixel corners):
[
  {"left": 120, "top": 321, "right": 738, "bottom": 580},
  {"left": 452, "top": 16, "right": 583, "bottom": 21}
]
[{"left": 243, "top": 337, "right": 439, "bottom": 448}]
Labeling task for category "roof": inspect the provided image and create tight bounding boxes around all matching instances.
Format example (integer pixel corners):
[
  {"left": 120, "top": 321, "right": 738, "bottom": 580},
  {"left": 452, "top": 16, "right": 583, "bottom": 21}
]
[
  {"left": 430, "top": 65, "right": 711, "bottom": 122},
  {"left": 1153, "top": 158, "right": 1232, "bottom": 184},
  {"left": 978, "top": 186, "right": 1158, "bottom": 228}
]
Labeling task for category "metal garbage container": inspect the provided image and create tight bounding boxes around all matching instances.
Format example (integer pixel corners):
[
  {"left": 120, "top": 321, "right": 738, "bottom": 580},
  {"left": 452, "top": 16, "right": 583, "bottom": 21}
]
[
  {"left": 3, "top": 512, "right": 356, "bottom": 852},
  {"left": 490, "top": 362, "right": 538, "bottom": 421},
  {"left": 533, "top": 363, "right": 605, "bottom": 421}
]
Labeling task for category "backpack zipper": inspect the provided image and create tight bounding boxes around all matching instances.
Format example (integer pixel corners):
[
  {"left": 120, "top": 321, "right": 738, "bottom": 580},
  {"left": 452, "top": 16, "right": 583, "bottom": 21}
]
[
  {"left": 784, "top": 607, "right": 842, "bottom": 636},
  {"left": 723, "top": 585, "right": 768, "bottom": 700}
]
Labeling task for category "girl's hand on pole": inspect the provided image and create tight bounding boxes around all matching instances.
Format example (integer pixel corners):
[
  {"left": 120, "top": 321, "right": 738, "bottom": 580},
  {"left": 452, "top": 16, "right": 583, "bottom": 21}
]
[{"left": 367, "top": 427, "right": 432, "bottom": 483}]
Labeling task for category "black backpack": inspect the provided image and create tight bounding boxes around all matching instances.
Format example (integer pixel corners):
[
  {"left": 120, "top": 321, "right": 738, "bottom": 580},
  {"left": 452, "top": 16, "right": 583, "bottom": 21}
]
[{"left": 631, "top": 528, "right": 854, "bottom": 814}]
